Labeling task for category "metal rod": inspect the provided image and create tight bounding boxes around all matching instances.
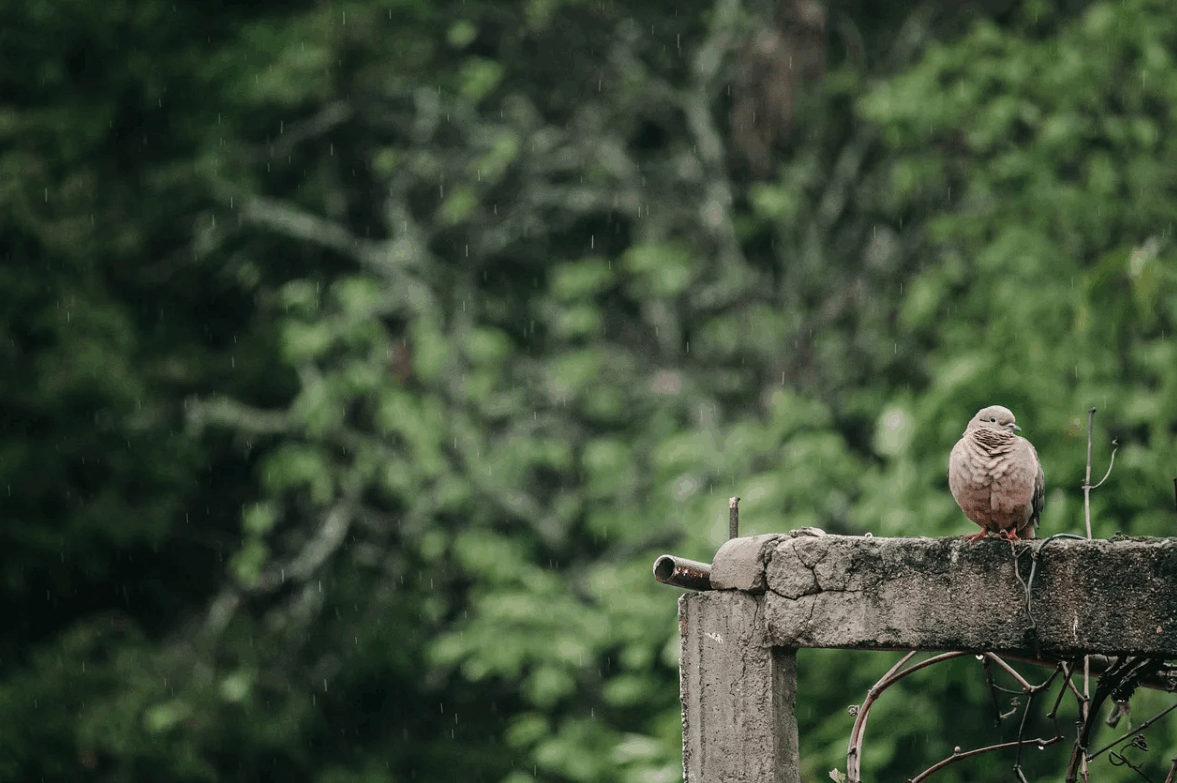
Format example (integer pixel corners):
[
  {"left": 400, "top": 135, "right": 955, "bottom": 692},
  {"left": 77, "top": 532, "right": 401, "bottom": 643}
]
[
  {"left": 729, "top": 496, "right": 740, "bottom": 539},
  {"left": 1083, "top": 407, "right": 1095, "bottom": 539},
  {"left": 652, "top": 554, "right": 712, "bottom": 591}
]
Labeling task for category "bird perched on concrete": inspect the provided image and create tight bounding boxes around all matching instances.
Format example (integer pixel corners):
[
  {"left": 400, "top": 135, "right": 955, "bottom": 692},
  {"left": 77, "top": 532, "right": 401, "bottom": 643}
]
[{"left": 948, "top": 405, "right": 1044, "bottom": 541}]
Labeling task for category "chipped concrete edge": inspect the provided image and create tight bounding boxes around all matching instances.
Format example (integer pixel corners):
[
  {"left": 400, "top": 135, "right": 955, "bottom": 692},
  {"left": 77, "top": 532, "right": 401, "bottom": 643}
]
[{"left": 711, "top": 528, "right": 827, "bottom": 592}]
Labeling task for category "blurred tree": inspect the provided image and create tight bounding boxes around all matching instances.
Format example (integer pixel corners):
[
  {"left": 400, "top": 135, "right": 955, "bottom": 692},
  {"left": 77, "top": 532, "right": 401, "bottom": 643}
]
[
  {"left": 0, "top": 0, "right": 297, "bottom": 779},
  {"left": 191, "top": 0, "right": 1155, "bottom": 780}
]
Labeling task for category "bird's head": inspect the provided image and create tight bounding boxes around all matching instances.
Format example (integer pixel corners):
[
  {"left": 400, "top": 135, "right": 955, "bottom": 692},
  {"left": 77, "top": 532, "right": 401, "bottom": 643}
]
[{"left": 968, "top": 405, "right": 1021, "bottom": 433}]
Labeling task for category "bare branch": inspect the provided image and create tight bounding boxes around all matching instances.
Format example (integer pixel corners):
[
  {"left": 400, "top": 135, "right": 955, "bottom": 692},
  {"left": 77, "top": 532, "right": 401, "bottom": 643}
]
[
  {"left": 1089, "top": 443, "right": 1118, "bottom": 490},
  {"left": 1088, "top": 701, "right": 1177, "bottom": 762},
  {"left": 201, "top": 588, "right": 243, "bottom": 643},
  {"left": 847, "top": 651, "right": 967, "bottom": 782},
  {"left": 1083, "top": 406, "right": 1095, "bottom": 538},
  {"left": 1062, "top": 661, "right": 1088, "bottom": 703},
  {"left": 224, "top": 186, "right": 380, "bottom": 264},
  {"left": 982, "top": 653, "right": 1049, "bottom": 693},
  {"left": 1164, "top": 755, "right": 1177, "bottom": 783},
  {"left": 910, "top": 735, "right": 1065, "bottom": 783},
  {"left": 1012, "top": 532, "right": 1088, "bottom": 631},
  {"left": 1172, "top": 477, "right": 1177, "bottom": 535},
  {"left": 1066, "top": 656, "right": 1166, "bottom": 781},
  {"left": 235, "top": 102, "right": 355, "bottom": 162},
  {"left": 187, "top": 395, "right": 294, "bottom": 436},
  {"left": 285, "top": 499, "right": 355, "bottom": 582},
  {"left": 1014, "top": 666, "right": 1065, "bottom": 775},
  {"left": 983, "top": 655, "right": 1004, "bottom": 726},
  {"left": 908, "top": 657, "right": 1065, "bottom": 781}
]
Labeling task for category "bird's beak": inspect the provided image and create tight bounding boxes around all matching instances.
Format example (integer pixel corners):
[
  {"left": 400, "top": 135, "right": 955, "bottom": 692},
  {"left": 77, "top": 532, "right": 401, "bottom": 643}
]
[{"left": 1009, "top": 423, "right": 1021, "bottom": 432}]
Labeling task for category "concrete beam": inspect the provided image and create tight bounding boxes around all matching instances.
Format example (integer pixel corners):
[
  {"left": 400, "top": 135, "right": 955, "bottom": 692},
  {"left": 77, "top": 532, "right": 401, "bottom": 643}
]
[
  {"left": 679, "top": 591, "right": 799, "bottom": 783},
  {"left": 719, "top": 534, "right": 1177, "bottom": 658}
]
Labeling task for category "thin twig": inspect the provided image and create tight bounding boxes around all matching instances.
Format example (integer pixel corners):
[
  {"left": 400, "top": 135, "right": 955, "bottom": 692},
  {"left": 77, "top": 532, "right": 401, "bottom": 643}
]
[
  {"left": 1087, "top": 701, "right": 1177, "bottom": 761},
  {"left": 910, "top": 735, "right": 1065, "bottom": 782},
  {"left": 1067, "top": 656, "right": 1164, "bottom": 781},
  {"left": 1014, "top": 666, "right": 1064, "bottom": 774},
  {"left": 1062, "top": 662, "right": 1088, "bottom": 703},
  {"left": 1163, "top": 755, "right": 1177, "bottom": 783},
  {"left": 1001, "top": 652, "right": 1177, "bottom": 695},
  {"left": 1079, "top": 407, "right": 1096, "bottom": 782},
  {"left": 1051, "top": 664, "right": 1077, "bottom": 718},
  {"left": 846, "top": 649, "right": 919, "bottom": 753},
  {"left": 1083, "top": 406, "right": 1095, "bottom": 539},
  {"left": 1089, "top": 443, "right": 1118, "bottom": 490},
  {"left": 1014, "top": 533, "right": 1087, "bottom": 631},
  {"left": 983, "top": 653, "right": 1047, "bottom": 693},
  {"left": 847, "top": 653, "right": 1036, "bottom": 781},
  {"left": 1082, "top": 654, "right": 1092, "bottom": 782},
  {"left": 847, "top": 651, "right": 945, "bottom": 782},
  {"left": 983, "top": 656, "right": 1003, "bottom": 727}
]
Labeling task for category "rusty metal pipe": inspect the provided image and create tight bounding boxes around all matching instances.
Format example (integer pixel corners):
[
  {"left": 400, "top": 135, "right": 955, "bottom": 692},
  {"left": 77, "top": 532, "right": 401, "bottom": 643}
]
[{"left": 653, "top": 554, "right": 712, "bottom": 591}]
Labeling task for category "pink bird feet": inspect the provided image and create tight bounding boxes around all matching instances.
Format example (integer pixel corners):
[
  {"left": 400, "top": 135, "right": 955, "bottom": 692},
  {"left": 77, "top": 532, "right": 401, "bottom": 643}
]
[{"left": 963, "top": 528, "right": 1023, "bottom": 542}]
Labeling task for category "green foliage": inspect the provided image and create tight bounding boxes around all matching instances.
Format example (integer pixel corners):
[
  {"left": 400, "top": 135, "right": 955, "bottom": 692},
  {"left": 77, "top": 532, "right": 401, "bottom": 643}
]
[{"left": 856, "top": 0, "right": 1177, "bottom": 545}]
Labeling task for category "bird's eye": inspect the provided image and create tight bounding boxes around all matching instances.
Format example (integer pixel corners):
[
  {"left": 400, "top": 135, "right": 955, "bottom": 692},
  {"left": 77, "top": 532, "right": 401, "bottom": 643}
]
[{"left": 989, "top": 417, "right": 997, "bottom": 422}]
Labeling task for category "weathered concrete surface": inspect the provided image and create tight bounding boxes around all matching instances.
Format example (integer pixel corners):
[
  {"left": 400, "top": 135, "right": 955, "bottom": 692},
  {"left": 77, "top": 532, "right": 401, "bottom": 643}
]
[
  {"left": 745, "top": 534, "right": 1177, "bottom": 657},
  {"left": 679, "top": 591, "right": 799, "bottom": 783},
  {"left": 711, "top": 534, "right": 785, "bottom": 592}
]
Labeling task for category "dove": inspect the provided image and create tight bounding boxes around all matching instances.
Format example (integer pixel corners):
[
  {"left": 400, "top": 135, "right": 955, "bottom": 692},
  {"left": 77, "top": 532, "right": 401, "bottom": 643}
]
[{"left": 948, "top": 405, "right": 1044, "bottom": 541}]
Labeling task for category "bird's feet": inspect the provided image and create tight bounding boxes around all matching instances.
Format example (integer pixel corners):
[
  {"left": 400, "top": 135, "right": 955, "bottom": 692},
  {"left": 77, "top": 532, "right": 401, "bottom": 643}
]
[
  {"left": 998, "top": 528, "right": 1022, "bottom": 542},
  {"left": 963, "top": 530, "right": 989, "bottom": 541}
]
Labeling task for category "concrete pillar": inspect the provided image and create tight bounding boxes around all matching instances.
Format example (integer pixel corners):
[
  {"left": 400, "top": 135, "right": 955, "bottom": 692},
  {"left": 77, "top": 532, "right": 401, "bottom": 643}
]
[
  {"left": 679, "top": 591, "right": 800, "bottom": 783},
  {"left": 670, "top": 533, "right": 1177, "bottom": 783}
]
